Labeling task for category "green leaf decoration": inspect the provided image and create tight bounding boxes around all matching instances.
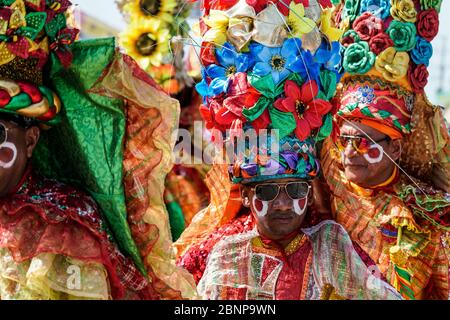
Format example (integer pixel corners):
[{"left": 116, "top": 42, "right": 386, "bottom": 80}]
[
  {"left": 315, "top": 113, "right": 333, "bottom": 142},
  {"left": 268, "top": 106, "right": 297, "bottom": 139},
  {"left": 320, "top": 70, "right": 337, "bottom": 100},
  {"left": 248, "top": 73, "right": 284, "bottom": 99},
  {"left": 45, "top": 13, "right": 67, "bottom": 39},
  {"left": 25, "top": 12, "right": 47, "bottom": 35},
  {"left": 360, "top": 107, "right": 374, "bottom": 117},
  {"left": 242, "top": 96, "right": 271, "bottom": 121}
]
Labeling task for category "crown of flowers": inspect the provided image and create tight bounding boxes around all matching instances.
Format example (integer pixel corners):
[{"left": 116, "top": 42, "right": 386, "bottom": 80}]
[
  {"left": 336, "top": 0, "right": 441, "bottom": 94},
  {"left": 196, "top": 0, "right": 344, "bottom": 183}
]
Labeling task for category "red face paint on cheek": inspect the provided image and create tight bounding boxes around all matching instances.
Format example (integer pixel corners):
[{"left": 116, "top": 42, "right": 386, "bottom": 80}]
[{"left": 252, "top": 196, "right": 269, "bottom": 217}]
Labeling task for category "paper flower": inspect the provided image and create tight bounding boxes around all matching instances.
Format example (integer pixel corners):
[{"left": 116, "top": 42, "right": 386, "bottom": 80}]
[
  {"left": 353, "top": 12, "right": 383, "bottom": 41},
  {"left": 408, "top": 63, "right": 429, "bottom": 93},
  {"left": 386, "top": 20, "right": 417, "bottom": 52},
  {"left": 359, "top": 0, "right": 391, "bottom": 19},
  {"left": 249, "top": 38, "right": 302, "bottom": 84},
  {"left": 124, "top": 0, "right": 177, "bottom": 24},
  {"left": 320, "top": 8, "right": 344, "bottom": 42},
  {"left": 375, "top": 47, "right": 410, "bottom": 81},
  {"left": 273, "top": 80, "right": 332, "bottom": 141},
  {"left": 342, "top": 0, "right": 361, "bottom": 22},
  {"left": 203, "top": 10, "right": 230, "bottom": 46},
  {"left": 286, "top": 2, "right": 316, "bottom": 38},
  {"left": 343, "top": 41, "right": 376, "bottom": 74},
  {"left": 420, "top": 0, "right": 442, "bottom": 12},
  {"left": 411, "top": 36, "right": 433, "bottom": 66},
  {"left": 198, "top": 42, "right": 254, "bottom": 96},
  {"left": 390, "top": 0, "right": 417, "bottom": 23},
  {"left": 416, "top": 9, "right": 439, "bottom": 41}
]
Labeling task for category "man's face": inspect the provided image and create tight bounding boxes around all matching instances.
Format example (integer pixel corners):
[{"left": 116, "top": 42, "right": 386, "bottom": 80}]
[
  {"left": 0, "top": 120, "right": 38, "bottom": 197},
  {"left": 241, "top": 178, "right": 310, "bottom": 241},
  {"left": 339, "top": 122, "right": 401, "bottom": 188}
]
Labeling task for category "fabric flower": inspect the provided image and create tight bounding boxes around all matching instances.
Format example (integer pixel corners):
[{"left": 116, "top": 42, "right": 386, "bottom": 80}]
[
  {"left": 386, "top": 20, "right": 417, "bottom": 51},
  {"left": 286, "top": 2, "right": 316, "bottom": 39},
  {"left": 341, "top": 30, "right": 360, "bottom": 47},
  {"left": 199, "top": 73, "right": 261, "bottom": 132},
  {"left": 408, "top": 63, "right": 429, "bottom": 93},
  {"left": 390, "top": 0, "right": 417, "bottom": 22},
  {"left": 252, "top": 4, "right": 288, "bottom": 47},
  {"left": 369, "top": 32, "right": 394, "bottom": 54},
  {"left": 343, "top": 41, "right": 376, "bottom": 74},
  {"left": 342, "top": 0, "right": 361, "bottom": 22},
  {"left": 203, "top": 10, "right": 230, "bottom": 46},
  {"left": 352, "top": 12, "right": 383, "bottom": 41},
  {"left": 273, "top": 80, "right": 332, "bottom": 141},
  {"left": 375, "top": 47, "right": 410, "bottom": 81},
  {"left": 202, "top": 42, "right": 254, "bottom": 96},
  {"left": 411, "top": 36, "right": 433, "bottom": 66},
  {"left": 359, "top": 0, "right": 391, "bottom": 19},
  {"left": 416, "top": 9, "right": 439, "bottom": 41},
  {"left": 420, "top": 0, "right": 442, "bottom": 12},
  {"left": 320, "top": 8, "right": 344, "bottom": 42},
  {"left": 249, "top": 38, "right": 302, "bottom": 84}
]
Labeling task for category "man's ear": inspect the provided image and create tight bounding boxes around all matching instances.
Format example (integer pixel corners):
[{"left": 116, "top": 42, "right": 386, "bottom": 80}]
[
  {"left": 389, "top": 139, "right": 402, "bottom": 162},
  {"left": 240, "top": 185, "right": 251, "bottom": 208},
  {"left": 25, "top": 126, "right": 40, "bottom": 158}
]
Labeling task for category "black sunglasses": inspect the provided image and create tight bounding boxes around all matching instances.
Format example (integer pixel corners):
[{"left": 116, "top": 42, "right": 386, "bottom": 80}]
[{"left": 252, "top": 181, "right": 311, "bottom": 202}]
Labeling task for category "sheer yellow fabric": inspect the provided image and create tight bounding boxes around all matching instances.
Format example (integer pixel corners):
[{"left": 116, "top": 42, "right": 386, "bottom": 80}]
[{"left": 0, "top": 248, "right": 110, "bottom": 300}]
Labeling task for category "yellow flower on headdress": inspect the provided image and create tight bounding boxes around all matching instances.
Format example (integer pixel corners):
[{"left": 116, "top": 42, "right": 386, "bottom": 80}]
[
  {"left": 390, "top": 0, "right": 417, "bottom": 23},
  {"left": 124, "top": 0, "right": 177, "bottom": 24},
  {"left": 203, "top": 10, "right": 229, "bottom": 46},
  {"left": 120, "top": 19, "right": 170, "bottom": 69},
  {"left": 286, "top": 2, "right": 315, "bottom": 38},
  {"left": 375, "top": 47, "right": 410, "bottom": 82},
  {"left": 320, "top": 9, "right": 344, "bottom": 42}
]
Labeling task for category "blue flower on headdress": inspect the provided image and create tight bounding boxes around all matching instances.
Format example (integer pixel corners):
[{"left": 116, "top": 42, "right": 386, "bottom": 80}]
[
  {"left": 249, "top": 38, "right": 304, "bottom": 85},
  {"left": 359, "top": 0, "right": 391, "bottom": 19},
  {"left": 315, "top": 41, "right": 343, "bottom": 80},
  {"left": 196, "top": 42, "right": 254, "bottom": 97},
  {"left": 411, "top": 36, "right": 433, "bottom": 67}
]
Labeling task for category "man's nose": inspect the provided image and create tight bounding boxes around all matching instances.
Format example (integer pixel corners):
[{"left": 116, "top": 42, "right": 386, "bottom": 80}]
[
  {"left": 344, "top": 141, "right": 358, "bottom": 158},
  {"left": 272, "top": 188, "right": 292, "bottom": 211}
]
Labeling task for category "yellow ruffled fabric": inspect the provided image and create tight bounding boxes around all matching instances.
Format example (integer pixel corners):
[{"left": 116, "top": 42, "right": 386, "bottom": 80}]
[{"left": 0, "top": 248, "right": 110, "bottom": 300}]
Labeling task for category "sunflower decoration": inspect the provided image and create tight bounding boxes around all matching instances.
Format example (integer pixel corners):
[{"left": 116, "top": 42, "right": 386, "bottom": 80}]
[
  {"left": 123, "top": 0, "right": 177, "bottom": 25},
  {"left": 119, "top": 19, "right": 170, "bottom": 69}
]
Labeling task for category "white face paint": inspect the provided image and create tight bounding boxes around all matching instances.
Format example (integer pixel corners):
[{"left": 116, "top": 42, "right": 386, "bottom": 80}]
[
  {"left": 363, "top": 144, "right": 384, "bottom": 164},
  {"left": 252, "top": 195, "right": 269, "bottom": 217},
  {"left": 293, "top": 198, "right": 308, "bottom": 216},
  {"left": 0, "top": 141, "right": 17, "bottom": 169}
]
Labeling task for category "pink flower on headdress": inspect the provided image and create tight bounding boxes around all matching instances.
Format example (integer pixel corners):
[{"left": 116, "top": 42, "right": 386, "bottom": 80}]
[{"left": 274, "top": 80, "right": 332, "bottom": 141}]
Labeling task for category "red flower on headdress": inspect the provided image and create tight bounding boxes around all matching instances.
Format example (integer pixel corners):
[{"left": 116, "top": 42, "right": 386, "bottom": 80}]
[
  {"left": 353, "top": 12, "right": 383, "bottom": 41},
  {"left": 200, "top": 73, "right": 262, "bottom": 133},
  {"left": 369, "top": 32, "right": 394, "bottom": 55},
  {"left": 49, "top": 27, "right": 79, "bottom": 68},
  {"left": 417, "top": 9, "right": 439, "bottom": 42},
  {"left": 274, "top": 80, "right": 332, "bottom": 141},
  {"left": 408, "top": 63, "right": 429, "bottom": 93}
]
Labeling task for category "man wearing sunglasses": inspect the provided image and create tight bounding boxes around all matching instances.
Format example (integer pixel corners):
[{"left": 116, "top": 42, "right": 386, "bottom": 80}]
[{"left": 319, "top": 0, "right": 450, "bottom": 299}]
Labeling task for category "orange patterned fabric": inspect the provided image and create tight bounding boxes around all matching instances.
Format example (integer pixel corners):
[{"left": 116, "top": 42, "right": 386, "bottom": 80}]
[{"left": 321, "top": 137, "right": 450, "bottom": 299}]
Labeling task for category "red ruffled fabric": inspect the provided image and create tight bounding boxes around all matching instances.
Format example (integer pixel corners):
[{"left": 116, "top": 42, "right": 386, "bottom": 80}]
[{"left": 0, "top": 168, "right": 156, "bottom": 300}]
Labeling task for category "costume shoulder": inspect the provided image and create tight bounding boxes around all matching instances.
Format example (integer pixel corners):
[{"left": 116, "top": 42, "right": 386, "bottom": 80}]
[{"left": 394, "top": 174, "right": 450, "bottom": 233}]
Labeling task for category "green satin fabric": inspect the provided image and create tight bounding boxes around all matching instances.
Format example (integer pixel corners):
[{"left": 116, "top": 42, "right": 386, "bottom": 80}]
[
  {"left": 33, "top": 38, "right": 146, "bottom": 275},
  {"left": 166, "top": 201, "right": 186, "bottom": 242}
]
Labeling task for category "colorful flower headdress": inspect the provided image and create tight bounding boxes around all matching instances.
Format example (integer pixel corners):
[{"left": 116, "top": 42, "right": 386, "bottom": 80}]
[
  {"left": 0, "top": 0, "right": 79, "bottom": 127},
  {"left": 196, "top": 0, "right": 344, "bottom": 184},
  {"left": 334, "top": 0, "right": 441, "bottom": 136}
]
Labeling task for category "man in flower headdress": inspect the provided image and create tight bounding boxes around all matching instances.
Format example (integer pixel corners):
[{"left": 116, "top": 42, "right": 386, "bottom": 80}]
[
  {"left": 174, "top": 0, "right": 402, "bottom": 299},
  {"left": 320, "top": 0, "right": 450, "bottom": 300},
  {"left": 0, "top": 0, "right": 196, "bottom": 300}
]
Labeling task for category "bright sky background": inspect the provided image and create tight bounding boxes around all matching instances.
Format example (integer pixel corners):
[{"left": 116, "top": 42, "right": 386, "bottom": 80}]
[{"left": 72, "top": 0, "right": 450, "bottom": 107}]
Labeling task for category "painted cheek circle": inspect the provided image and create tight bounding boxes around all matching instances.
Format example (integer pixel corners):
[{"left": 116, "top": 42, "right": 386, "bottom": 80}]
[
  {"left": 293, "top": 198, "right": 307, "bottom": 216},
  {"left": 0, "top": 142, "right": 18, "bottom": 169},
  {"left": 252, "top": 196, "right": 269, "bottom": 217}
]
